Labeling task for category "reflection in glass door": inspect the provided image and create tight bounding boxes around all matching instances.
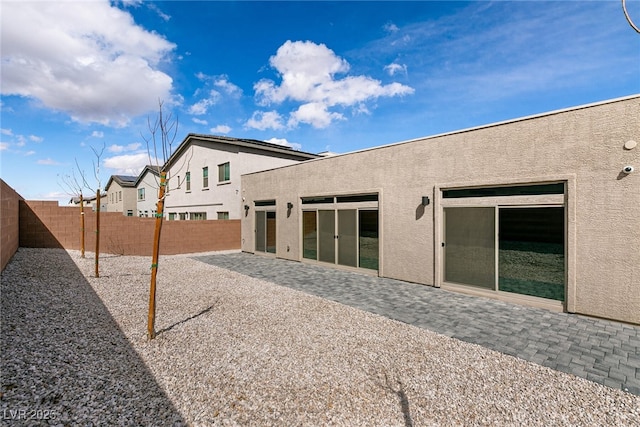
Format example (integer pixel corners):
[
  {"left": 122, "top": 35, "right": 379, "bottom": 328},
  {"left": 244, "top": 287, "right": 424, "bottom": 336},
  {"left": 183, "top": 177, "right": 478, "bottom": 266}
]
[
  {"left": 359, "top": 210, "right": 379, "bottom": 270},
  {"left": 302, "top": 211, "right": 317, "bottom": 260},
  {"left": 499, "top": 207, "right": 564, "bottom": 301},
  {"left": 266, "top": 211, "right": 276, "bottom": 253}
]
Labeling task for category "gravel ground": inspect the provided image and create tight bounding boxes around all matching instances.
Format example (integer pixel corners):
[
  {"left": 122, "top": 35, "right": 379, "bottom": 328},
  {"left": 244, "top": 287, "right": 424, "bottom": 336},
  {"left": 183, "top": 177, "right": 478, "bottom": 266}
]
[{"left": 2, "top": 248, "right": 639, "bottom": 426}]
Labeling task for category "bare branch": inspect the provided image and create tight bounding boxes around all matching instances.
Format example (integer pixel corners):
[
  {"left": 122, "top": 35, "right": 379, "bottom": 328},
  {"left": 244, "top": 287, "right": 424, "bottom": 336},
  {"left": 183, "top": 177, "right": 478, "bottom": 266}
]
[
  {"left": 167, "top": 147, "right": 193, "bottom": 192},
  {"left": 90, "top": 142, "right": 106, "bottom": 190},
  {"left": 58, "top": 157, "right": 94, "bottom": 201}
]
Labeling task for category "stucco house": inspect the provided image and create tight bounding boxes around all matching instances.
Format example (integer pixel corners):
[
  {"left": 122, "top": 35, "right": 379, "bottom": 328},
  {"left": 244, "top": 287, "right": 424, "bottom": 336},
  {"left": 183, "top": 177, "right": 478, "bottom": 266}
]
[
  {"left": 240, "top": 95, "right": 640, "bottom": 325},
  {"left": 69, "top": 192, "right": 107, "bottom": 211},
  {"left": 134, "top": 165, "right": 161, "bottom": 217},
  {"left": 105, "top": 175, "right": 137, "bottom": 215},
  {"left": 162, "top": 134, "right": 320, "bottom": 221}
]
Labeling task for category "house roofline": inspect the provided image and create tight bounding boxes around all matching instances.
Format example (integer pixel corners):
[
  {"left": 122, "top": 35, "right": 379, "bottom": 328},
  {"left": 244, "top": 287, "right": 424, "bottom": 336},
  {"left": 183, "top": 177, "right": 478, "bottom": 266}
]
[
  {"left": 242, "top": 94, "right": 640, "bottom": 177},
  {"left": 133, "top": 165, "right": 161, "bottom": 187},
  {"left": 105, "top": 174, "right": 137, "bottom": 191},
  {"left": 164, "top": 133, "right": 320, "bottom": 171}
]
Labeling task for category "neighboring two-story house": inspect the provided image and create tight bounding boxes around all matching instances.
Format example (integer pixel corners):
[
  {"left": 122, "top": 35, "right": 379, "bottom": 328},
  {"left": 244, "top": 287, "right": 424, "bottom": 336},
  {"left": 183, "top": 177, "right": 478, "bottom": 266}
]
[
  {"left": 134, "top": 165, "right": 161, "bottom": 217},
  {"left": 162, "top": 134, "right": 320, "bottom": 220},
  {"left": 105, "top": 175, "right": 137, "bottom": 216}
]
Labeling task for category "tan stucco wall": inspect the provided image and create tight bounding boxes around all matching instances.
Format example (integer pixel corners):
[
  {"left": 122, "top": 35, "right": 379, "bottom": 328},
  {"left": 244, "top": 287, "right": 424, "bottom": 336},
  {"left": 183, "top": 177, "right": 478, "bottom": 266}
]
[{"left": 241, "top": 96, "right": 640, "bottom": 324}]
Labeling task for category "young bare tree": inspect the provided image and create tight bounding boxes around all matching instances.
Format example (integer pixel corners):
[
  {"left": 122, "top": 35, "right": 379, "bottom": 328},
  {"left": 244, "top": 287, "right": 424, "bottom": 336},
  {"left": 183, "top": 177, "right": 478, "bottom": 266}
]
[
  {"left": 90, "top": 143, "right": 106, "bottom": 278},
  {"left": 58, "top": 160, "right": 93, "bottom": 258},
  {"left": 142, "top": 100, "right": 191, "bottom": 339}
]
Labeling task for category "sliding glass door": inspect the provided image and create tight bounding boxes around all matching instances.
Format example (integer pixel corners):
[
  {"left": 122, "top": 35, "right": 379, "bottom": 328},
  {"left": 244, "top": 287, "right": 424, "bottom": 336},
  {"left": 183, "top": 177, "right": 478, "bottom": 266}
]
[
  {"left": 318, "top": 210, "right": 335, "bottom": 263},
  {"left": 443, "top": 202, "right": 565, "bottom": 302},
  {"left": 444, "top": 207, "right": 495, "bottom": 289},
  {"left": 338, "top": 210, "right": 358, "bottom": 267},
  {"left": 302, "top": 203, "right": 378, "bottom": 271},
  {"left": 498, "top": 207, "right": 565, "bottom": 301},
  {"left": 358, "top": 210, "right": 379, "bottom": 270},
  {"left": 255, "top": 210, "right": 276, "bottom": 254}
]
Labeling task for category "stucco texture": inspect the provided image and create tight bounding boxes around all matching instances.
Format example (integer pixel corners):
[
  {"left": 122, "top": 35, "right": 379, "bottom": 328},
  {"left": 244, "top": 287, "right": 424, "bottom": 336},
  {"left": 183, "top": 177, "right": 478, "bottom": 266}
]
[{"left": 241, "top": 96, "right": 640, "bottom": 324}]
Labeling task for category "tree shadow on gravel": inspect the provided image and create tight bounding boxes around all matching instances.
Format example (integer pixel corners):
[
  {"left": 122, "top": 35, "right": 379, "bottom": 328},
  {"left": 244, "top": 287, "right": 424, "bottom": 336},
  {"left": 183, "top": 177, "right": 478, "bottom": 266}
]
[
  {"left": 156, "top": 302, "right": 217, "bottom": 337},
  {"left": 0, "top": 248, "right": 185, "bottom": 426},
  {"left": 374, "top": 370, "right": 414, "bottom": 427}
]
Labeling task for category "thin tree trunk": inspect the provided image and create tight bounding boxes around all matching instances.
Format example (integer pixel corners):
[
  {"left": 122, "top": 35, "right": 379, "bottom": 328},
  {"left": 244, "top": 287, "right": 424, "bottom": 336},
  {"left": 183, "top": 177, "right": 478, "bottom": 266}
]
[
  {"left": 95, "top": 189, "right": 100, "bottom": 278},
  {"left": 148, "top": 172, "right": 167, "bottom": 339},
  {"left": 80, "top": 194, "right": 85, "bottom": 258}
]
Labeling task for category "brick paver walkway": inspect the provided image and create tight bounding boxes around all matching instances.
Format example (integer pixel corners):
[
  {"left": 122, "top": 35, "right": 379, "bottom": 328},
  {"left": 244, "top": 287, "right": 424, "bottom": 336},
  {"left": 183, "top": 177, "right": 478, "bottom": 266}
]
[{"left": 194, "top": 252, "right": 640, "bottom": 395}]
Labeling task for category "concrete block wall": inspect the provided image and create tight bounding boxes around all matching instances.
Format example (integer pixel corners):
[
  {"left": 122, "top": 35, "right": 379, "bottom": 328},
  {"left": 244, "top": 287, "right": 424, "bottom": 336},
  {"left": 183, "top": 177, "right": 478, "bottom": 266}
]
[
  {"left": 1, "top": 180, "right": 23, "bottom": 270},
  {"left": 18, "top": 200, "right": 240, "bottom": 256}
]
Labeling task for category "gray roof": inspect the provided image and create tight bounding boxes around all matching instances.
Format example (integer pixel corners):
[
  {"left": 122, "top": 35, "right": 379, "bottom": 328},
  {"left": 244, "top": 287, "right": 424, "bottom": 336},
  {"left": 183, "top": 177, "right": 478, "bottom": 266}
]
[
  {"left": 105, "top": 174, "right": 137, "bottom": 190},
  {"left": 164, "top": 133, "right": 320, "bottom": 170}
]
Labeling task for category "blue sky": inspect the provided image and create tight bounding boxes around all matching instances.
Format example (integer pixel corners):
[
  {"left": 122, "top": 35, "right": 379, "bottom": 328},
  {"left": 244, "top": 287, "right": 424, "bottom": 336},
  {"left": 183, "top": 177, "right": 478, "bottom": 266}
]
[{"left": 1, "top": 0, "right": 639, "bottom": 203}]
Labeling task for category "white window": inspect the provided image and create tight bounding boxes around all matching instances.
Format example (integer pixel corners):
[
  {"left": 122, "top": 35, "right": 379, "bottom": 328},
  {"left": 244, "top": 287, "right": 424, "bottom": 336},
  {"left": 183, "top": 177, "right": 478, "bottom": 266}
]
[
  {"left": 218, "top": 162, "right": 230, "bottom": 183},
  {"left": 217, "top": 211, "right": 229, "bottom": 220},
  {"left": 203, "top": 167, "right": 209, "bottom": 188},
  {"left": 138, "top": 188, "right": 145, "bottom": 201},
  {"left": 190, "top": 212, "right": 207, "bottom": 220}
]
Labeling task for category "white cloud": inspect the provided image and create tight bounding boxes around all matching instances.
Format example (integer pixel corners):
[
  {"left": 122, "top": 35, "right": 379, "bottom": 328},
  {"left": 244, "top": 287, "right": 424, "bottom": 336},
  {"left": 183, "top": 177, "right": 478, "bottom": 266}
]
[
  {"left": 192, "top": 118, "right": 208, "bottom": 125},
  {"left": 254, "top": 40, "right": 414, "bottom": 128},
  {"left": 188, "top": 90, "right": 221, "bottom": 115},
  {"left": 146, "top": 2, "right": 171, "bottom": 22},
  {"left": 214, "top": 77, "right": 242, "bottom": 98},
  {"left": 288, "top": 103, "right": 344, "bottom": 129},
  {"left": 29, "top": 135, "right": 43, "bottom": 143},
  {"left": 189, "top": 74, "right": 242, "bottom": 116},
  {"left": 210, "top": 125, "right": 231, "bottom": 134},
  {"left": 384, "top": 22, "right": 400, "bottom": 33},
  {"left": 384, "top": 63, "right": 408, "bottom": 76},
  {"left": 107, "top": 143, "right": 142, "bottom": 153},
  {"left": 1, "top": 128, "right": 13, "bottom": 136},
  {"left": 245, "top": 111, "right": 285, "bottom": 131},
  {"left": 91, "top": 131, "right": 104, "bottom": 138},
  {"left": 38, "top": 158, "right": 61, "bottom": 165},
  {"left": 266, "top": 137, "right": 302, "bottom": 151},
  {"left": 104, "top": 153, "right": 153, "bottom": 175},
  {"left": 0, "top": 143, "right": 9, "bottom": 151},
  {"left": 1, "top": 1, "right": 175, "bottom": 126},
  {"left": 25, "top": 150, "right": 36, "bottom": 156}
]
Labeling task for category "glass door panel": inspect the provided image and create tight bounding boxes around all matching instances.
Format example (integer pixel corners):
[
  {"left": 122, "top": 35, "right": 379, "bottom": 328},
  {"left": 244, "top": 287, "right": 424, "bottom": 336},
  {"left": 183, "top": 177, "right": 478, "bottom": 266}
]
[
  {"left": 338, "top": 210, "right": 357, "bottom": 267},
  {"left": 359, "top": 210, "right": 379, "bottom": 270},
  {"left": 444, "top": 207, "right": 495, "bottom": 289},
  {"left": 498, "top": 207, "right": 565, "bottom": 301},
  {"left": 266, "top": 211, "right": 276, "bottom": 253},
  {"left": 318, "top": 210, "right": 335, "bottom": 263},
  {"left": 302, "top": 211, "right": 317, "bottom": 260},
  {"left": 255, "top": 211, "right": 266, "bottom": 252}
]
